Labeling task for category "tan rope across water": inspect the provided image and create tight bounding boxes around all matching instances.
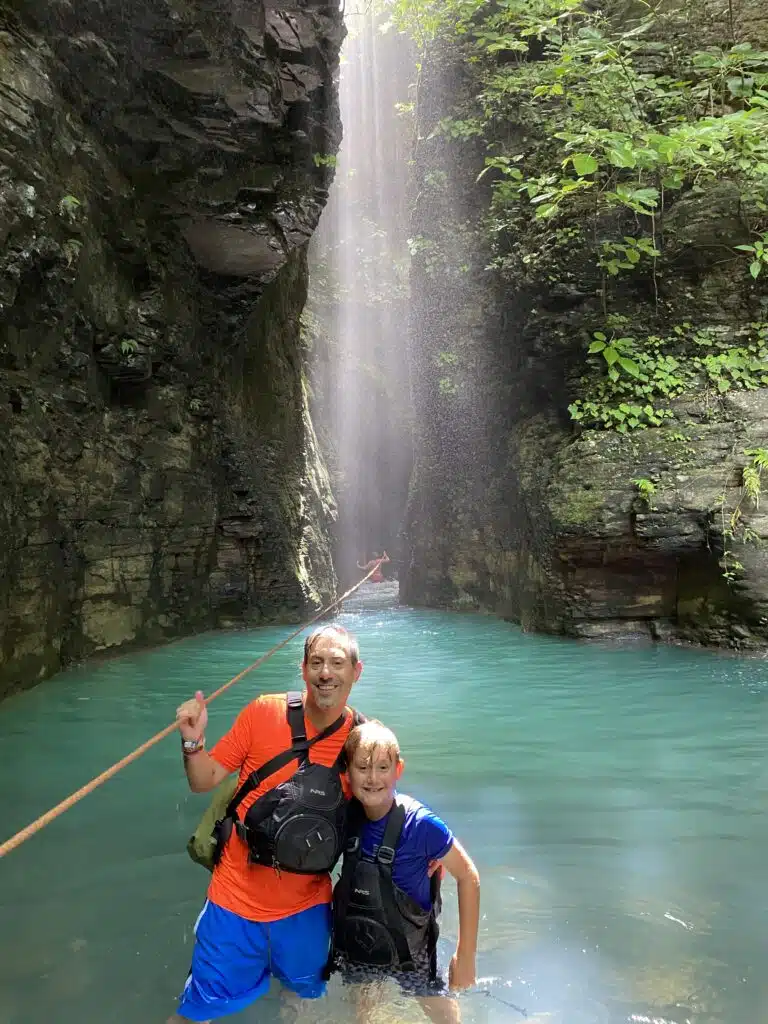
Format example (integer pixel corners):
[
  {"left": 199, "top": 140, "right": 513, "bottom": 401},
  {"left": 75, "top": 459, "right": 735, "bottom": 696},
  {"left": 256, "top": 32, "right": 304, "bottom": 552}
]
[{"left": 0, "top": 564, "right": 384, "bottom": 860}]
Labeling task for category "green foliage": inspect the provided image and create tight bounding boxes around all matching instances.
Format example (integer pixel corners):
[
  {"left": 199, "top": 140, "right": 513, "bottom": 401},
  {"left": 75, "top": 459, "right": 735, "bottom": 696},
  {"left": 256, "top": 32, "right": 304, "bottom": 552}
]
[
  {"left": 120, "top": 338, "right": 139, "bottom": 355},
  {"left": 599, "top": 237, "right": 660, "bottom": 278},
  {"left": 389, "top": 0, "right": 768, "bottom": 433},
  {"left": 312, "top": 153, "right": 338, "bottom": 168},
  {"left": 569, "top": 321, "right": 768, "bottom": 432},
  {"left": 719, "top": 447, "right": 768, "bottom": 583},
  {"left": 58, "top": 194, "right": 82, "bottom": 221},
  {"left": 62, "top": 238, "right": 82, "bottom": 268},
  {"left": 407, "top": 234, "right": 442, "bottom": 275},
  {"left": 466, "top": 15, "right": 768, "bottom": 235},
  {"left": 632, "top": 477, "right": 657, "bottom": 506},
  {"left": 433, "top": 116, "right": 483, "bottom": 140},
  {"left": 735, "top": 233, "right": 768, "bottom": 279},
  {"left": 436, "top": 350, "right": 460, "bottom": 396}
]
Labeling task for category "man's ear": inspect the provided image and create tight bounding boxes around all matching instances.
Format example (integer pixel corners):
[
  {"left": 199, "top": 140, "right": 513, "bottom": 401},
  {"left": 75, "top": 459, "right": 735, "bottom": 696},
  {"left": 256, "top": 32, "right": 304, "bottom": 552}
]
[
  {"left": 395, "top": 759, "right": 405, "bottom": 780},
  {"left": 354, "top": 660, "right": 363, "bottom": 682}
]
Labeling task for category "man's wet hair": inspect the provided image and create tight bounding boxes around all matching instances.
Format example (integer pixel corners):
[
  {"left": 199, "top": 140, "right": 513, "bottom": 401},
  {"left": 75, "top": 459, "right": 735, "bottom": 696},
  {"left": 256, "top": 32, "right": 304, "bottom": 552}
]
[{"left": 303, "top": 625, "right": 359, "bottom": 667}]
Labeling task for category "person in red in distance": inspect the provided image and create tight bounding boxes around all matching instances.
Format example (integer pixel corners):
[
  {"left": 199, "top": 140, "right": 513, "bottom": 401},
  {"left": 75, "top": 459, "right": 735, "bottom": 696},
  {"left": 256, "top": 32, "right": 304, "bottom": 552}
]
[{"left": 357, "top": 550, "right": 390, "bottom": 583}]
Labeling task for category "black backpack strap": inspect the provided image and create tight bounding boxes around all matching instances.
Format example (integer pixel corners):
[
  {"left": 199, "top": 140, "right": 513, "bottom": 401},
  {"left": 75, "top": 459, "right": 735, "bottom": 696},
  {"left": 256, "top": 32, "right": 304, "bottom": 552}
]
[
  {"left": 224, "top": 698, "right": 347, "bottom": 819},
  {"left": 286, "top": 691, "right": 307, "bottom": 751},
  {"left": 342, "top": 796, "right": 366, "bottom": 859},
  {"left": 376, "top": 800, "right": 415, "bottom": 970},
  {"left": 426, "top": 868, "right": 442, "bottom": 981},
  {"left": 337, "top": 798, "right": 365, "bottom": 891},
  {"left": 377, "top": 799, "right": 406, "bottom": 863},
  {"left": 326, "top": 798, "right": 366, "bottom": 978}
]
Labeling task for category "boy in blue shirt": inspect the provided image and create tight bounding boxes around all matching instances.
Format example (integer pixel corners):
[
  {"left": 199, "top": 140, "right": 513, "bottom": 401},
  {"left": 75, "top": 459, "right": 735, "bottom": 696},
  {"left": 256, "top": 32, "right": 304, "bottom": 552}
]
[{"left": 331, "top": 720, "right": 480, "bottom": 1023}]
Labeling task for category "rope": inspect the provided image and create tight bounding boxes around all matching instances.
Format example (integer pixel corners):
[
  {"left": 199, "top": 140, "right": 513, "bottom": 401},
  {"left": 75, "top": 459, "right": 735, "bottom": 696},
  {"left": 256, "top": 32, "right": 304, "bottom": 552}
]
[
  {"left": 0, "top": 563, "right": 384, "bottom": 860},
  {"left": 475, "top": 990, "right": 528, "bottom": 1017}
]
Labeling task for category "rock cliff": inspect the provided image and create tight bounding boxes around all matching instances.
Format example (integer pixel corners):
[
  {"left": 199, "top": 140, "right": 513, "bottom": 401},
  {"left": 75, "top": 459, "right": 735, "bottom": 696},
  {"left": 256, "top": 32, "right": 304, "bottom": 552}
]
[
  {"left": 0, "top": 0, "right": 344, "bottom": 696},
  {"left": 402, "top": 1, "right": 768, "bottom": 649}
]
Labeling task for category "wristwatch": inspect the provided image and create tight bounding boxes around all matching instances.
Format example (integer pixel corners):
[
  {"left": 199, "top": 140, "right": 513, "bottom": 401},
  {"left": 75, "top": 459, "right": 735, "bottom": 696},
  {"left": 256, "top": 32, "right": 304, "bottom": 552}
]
[{"left": 182, "top": 737, "right": 205, "bottom": 754}]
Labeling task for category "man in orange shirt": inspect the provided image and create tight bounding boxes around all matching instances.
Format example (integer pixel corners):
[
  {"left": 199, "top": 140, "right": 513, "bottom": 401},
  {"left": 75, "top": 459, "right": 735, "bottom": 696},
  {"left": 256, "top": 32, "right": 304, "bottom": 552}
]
[{"left": 167, "top": 625, "right": 363, "bottom": 1023}]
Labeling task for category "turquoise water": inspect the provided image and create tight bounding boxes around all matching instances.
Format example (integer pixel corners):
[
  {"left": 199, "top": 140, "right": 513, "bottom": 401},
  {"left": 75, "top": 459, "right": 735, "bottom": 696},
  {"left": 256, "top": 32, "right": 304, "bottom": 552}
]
[{"left": 2, "top": 596, "right": 768, "bottom": 1023}]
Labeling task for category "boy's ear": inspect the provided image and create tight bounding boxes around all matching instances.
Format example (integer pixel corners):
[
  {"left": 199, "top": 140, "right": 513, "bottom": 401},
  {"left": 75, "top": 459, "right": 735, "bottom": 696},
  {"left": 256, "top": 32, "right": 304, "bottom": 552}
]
[{"left": 395, "top": 759, "right": 405, "bottom": 780}]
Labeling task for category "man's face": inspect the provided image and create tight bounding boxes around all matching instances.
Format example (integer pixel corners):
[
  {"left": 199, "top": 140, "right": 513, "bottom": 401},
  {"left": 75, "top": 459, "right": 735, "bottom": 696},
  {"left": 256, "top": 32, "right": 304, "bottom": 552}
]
[
  {"left": 302, "top": 632, "right": 362, "bottom": 714},
  {"left": 349, "top": 746, "right": 401, "bottom": 817}
]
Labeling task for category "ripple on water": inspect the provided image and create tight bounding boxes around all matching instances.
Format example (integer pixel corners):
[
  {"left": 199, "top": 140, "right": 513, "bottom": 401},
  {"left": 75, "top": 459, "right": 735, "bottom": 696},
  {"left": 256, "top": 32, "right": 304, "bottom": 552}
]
[{"left": 1, "top": 599, "right": 768, "bottom": 1022}]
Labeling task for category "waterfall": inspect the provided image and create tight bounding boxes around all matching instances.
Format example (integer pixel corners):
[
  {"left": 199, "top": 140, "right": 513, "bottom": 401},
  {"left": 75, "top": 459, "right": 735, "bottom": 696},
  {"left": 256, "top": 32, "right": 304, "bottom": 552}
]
[{"left": 308, "top": 1, "right": 415, "bottom": 589}]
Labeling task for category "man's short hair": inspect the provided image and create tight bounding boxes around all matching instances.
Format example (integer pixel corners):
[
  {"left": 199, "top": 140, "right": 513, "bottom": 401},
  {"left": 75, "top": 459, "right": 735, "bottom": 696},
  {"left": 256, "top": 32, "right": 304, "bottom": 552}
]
[{"left": 302, "top": 625, "right": 359, "bottom": 666}]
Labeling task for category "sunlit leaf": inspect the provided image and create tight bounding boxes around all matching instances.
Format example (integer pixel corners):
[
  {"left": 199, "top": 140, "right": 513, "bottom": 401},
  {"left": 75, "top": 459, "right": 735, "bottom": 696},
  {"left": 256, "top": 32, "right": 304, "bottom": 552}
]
[
  {"left": 618, "top": 357, "right": 641, "bottom": 378},
  {"left": 572, "top": 153, "right": 598, "bottom": 175}
]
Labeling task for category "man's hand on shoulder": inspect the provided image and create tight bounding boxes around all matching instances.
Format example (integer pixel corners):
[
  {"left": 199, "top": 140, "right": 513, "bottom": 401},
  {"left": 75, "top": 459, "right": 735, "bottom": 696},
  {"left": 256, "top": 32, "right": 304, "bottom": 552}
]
[{"left": 427, "top": 859, "right": 444, "bottom": 880}]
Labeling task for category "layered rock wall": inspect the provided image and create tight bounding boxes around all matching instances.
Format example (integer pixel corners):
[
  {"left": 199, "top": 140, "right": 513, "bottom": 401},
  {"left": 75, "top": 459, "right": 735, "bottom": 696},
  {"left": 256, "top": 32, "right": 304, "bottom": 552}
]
[
  {"left": 0, "top": 0, "right": 344, "bottom": 696},
  {"left": 402, "top": 2, "right": 768, "bottom": 649}
]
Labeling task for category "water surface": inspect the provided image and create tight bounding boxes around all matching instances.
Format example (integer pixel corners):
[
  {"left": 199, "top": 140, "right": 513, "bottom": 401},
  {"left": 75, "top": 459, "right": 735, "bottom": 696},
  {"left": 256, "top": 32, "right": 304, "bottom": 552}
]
[{"left": 1, "top": 596, "right": 768, "bottom": 1023}]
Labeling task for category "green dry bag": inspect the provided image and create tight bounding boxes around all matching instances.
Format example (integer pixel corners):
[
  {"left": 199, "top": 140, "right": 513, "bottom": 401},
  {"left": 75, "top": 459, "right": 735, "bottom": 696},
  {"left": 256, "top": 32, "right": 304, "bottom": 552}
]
[{"left": 186, "top": 775, "right": 238, "bottom": 872}]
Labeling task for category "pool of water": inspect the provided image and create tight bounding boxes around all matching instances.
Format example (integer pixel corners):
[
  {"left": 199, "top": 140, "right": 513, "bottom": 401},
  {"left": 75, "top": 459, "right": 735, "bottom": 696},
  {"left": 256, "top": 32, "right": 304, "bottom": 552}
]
[{"left": 1, "top": 599, "right": 768, "bottom": 1023}]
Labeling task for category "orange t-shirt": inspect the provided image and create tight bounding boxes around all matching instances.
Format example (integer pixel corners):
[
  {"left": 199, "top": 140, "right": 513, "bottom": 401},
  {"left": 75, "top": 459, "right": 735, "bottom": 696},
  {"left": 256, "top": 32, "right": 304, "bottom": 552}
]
[{"left": 207, "top": 693, "right": 355, "bottom": 923}]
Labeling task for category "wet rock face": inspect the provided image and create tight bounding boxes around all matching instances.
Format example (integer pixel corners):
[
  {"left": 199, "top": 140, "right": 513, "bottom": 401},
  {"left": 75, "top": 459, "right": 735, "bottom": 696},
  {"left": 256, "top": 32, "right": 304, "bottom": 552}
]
[
  {"left": 512, "top": 393, "right": 768, "bottom": 649},
  {"left": 0, "top": 0, "right": 343, "bottom": 696},
  {"left": 402, "top": 5, "right": 768, "bottom": 651}
]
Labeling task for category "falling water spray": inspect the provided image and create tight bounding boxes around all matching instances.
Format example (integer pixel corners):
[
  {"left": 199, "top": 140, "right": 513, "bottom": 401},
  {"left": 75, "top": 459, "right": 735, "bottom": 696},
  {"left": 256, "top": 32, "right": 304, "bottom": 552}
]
[{"left": 307, "top": 0, "right": 416, "bottom": 589}]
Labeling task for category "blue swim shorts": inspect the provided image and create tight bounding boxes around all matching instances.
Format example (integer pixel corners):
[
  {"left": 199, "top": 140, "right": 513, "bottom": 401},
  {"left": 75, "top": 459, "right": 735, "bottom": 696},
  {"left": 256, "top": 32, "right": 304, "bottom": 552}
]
[{"left": 176, "top": 900, "right": 332, "bottom": 1021}]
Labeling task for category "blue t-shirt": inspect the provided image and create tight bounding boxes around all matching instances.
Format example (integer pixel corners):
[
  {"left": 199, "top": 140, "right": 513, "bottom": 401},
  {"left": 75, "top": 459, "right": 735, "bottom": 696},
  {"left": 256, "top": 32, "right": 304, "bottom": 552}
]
[{"left": 359, "top": 793, "right": 454, "bottom": 911}]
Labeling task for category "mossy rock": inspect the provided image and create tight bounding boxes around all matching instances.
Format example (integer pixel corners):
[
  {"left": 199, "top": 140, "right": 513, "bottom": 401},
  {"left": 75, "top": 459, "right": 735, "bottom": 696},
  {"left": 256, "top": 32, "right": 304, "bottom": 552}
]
[{"left": 548, "top": 481, "right": 605, "bottom": 527}]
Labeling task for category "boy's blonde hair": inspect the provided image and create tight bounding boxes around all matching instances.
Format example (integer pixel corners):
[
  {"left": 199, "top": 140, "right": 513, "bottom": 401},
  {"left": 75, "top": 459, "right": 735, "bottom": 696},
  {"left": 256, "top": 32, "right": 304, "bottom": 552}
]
[{"left": 345, "top": 719, "right": 402, "bottom": 765}]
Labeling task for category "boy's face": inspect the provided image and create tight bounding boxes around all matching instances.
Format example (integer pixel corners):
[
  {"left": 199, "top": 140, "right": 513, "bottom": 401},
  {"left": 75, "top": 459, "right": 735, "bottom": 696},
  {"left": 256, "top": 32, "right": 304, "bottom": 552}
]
[{"left": 349, "top": 746, "right": 402, "bottom": 817}]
